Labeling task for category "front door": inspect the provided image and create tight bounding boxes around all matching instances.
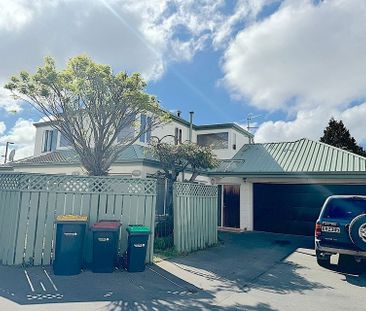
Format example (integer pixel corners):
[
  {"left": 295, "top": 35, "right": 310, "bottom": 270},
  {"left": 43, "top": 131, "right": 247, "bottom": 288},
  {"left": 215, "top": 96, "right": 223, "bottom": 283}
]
[{"left": 223, "top": 185, "right": 240, "bottom": 228}]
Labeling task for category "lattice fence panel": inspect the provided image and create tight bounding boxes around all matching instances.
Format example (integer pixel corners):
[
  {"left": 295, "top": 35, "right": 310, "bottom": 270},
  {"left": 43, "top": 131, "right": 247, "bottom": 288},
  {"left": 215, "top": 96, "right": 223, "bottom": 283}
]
[
  {"left": 174, "top": 182, "right": 218, "bottom": 197},
  {"left": 0, "top": 173, "right": 157, "bottom": 266},
  {"left": 0, "top": 173, "right": 156, "bottom": 194},
  {"left": 0, "top": 174, "right": 21, "bottom": 190}
]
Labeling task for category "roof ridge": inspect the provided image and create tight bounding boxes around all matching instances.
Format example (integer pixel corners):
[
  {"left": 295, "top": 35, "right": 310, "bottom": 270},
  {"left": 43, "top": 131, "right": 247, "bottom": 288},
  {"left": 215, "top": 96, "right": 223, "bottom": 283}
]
[
  {"left": 241, "top": 138, "right": 306, "bottom": 147},
  {"left": 252, "top": 138, "right": 366, "bottom": 159}
]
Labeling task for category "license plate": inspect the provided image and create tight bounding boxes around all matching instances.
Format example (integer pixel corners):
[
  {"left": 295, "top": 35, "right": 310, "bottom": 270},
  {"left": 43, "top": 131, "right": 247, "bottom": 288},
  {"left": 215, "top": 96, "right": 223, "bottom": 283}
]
[{"left": 322, "top": 226, "right": 340, "bottom": 233}]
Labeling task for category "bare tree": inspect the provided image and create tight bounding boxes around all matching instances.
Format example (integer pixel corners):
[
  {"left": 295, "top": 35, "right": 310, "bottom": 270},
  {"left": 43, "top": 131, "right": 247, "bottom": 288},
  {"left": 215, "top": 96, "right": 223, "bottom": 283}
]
[{"left": 5, "top": 55, "right": 168, "bottom": 175}]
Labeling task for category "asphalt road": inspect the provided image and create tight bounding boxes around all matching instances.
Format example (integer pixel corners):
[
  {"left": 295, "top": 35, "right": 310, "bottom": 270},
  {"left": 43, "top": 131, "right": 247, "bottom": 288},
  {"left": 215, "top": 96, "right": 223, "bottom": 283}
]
[{"left": 1, "top": 231, "right": 365, "bottom": 310}]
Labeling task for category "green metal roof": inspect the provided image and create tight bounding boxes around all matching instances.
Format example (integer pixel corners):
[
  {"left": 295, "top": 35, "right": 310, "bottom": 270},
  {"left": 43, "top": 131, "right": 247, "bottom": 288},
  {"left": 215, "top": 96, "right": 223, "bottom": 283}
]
[
  {"left": 213, "top": 138, "right": 366, "bottom": 175},
  {"left": 4, "top": 145, "right": 157, "bottom": 167}
]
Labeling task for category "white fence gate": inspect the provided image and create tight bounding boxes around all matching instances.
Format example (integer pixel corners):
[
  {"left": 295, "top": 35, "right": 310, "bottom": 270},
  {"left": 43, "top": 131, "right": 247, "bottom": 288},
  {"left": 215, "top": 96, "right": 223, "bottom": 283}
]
[{"left": 0, "top": 173, "right": 156, "bottom": 266}]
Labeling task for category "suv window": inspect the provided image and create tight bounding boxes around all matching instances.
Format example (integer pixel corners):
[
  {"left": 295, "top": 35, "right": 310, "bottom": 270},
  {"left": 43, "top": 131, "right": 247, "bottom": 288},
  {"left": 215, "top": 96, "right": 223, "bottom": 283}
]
[{"left": 323, "top": 198, "right": 366, "bottom": 219}]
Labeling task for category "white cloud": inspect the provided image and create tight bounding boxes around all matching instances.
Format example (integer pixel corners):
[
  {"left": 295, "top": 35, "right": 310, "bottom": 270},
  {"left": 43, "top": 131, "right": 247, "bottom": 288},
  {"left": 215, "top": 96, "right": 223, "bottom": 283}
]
[
  {"left": 0, "top": 122, "right": 5, "bottom": 135},
  {"left": 222, "top": 0, "right": 366, "bottom": 112},
  {"left": 0, "top": 0, "right": 166, "bottom": 82},
  {"left": 0, "top": 0, "right": 274, "bottom": 81},
  {"left": 0, "top": 0, "right": 33, "bottom": 31},
  {"left": 0, "top": 0, "right": 273, "bottom": 113},
  {"left": 255, "top": 103, "right": 366, "bottom": 145},
  {"left": 0, "top": 119, "right": 35, "bottom": 160},
  {"left": 0, "top": 88, "right": 22, "bottom": 113}
]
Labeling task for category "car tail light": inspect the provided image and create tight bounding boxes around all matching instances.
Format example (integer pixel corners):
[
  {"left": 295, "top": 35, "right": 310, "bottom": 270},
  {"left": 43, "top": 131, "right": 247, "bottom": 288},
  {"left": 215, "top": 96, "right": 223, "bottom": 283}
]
[{"left": 315, "top": 223, "right": 322, "bottom": 238}]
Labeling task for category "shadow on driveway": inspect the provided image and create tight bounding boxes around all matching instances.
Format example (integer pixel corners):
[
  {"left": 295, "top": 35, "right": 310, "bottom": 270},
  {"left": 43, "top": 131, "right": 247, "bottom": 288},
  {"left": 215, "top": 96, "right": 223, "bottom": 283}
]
[
  {"left": 0, "top": 264, "right": 213, "bottom": 310},
  {"left": 163, "top": 231, "right": 329, "bottom": 295}
]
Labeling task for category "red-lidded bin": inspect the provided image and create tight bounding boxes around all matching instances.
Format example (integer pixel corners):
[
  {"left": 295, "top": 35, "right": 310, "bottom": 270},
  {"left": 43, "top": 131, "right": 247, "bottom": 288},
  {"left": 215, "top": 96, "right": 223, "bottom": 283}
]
[{"left": 91, "top": 220, "right": 121, "bottom": 273}]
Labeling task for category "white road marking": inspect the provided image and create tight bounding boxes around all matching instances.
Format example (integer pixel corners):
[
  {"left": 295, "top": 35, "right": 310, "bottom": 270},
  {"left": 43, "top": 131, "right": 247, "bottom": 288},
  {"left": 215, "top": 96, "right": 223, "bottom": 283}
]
[
  {"left": 24, "top": 270, "right": 35, "bottom": 292},
  {"left": 40, "top": 282, "right": 46, "bottom": 292},
  {"left": 43, "top": 269, "right": 58, "bottom": 291}
]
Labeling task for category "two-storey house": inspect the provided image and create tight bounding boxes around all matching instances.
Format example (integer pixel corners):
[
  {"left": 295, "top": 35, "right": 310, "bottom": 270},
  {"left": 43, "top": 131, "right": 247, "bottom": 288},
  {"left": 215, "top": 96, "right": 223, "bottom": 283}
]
[{"left": 4, "top": 111, "right": 253, "bottom": 180}]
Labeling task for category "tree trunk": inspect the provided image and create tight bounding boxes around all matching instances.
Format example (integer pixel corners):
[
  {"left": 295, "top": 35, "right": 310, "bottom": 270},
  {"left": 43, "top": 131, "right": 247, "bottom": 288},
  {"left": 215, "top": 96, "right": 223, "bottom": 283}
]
[{"left": 189, "top": 171, "right": 199, "bottom": 182}]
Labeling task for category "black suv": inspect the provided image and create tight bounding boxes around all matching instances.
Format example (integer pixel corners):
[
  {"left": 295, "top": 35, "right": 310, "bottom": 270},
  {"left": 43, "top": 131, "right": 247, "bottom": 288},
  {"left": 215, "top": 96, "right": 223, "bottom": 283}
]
[{"left": 315, "top": 195, "right": 366, "bottom": 270}]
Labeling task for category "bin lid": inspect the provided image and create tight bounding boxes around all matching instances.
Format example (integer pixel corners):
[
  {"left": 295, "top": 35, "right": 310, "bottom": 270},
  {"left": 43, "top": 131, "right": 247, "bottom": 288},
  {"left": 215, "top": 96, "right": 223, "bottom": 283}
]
[
  {"left": 126, "top": 225, "right": 150, "bottom": 234},
  {"left": 91, "top": 220, "right": 121, "bottom": 231},
  {"left": 56, "top": 215, "right": 88, "bottom": 223}
]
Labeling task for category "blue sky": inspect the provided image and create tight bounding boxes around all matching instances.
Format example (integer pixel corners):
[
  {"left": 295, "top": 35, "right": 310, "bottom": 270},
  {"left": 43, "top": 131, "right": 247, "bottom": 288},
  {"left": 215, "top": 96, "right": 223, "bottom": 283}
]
[{"left": 1, "top": 0, "right": 366, "bottom": 160}]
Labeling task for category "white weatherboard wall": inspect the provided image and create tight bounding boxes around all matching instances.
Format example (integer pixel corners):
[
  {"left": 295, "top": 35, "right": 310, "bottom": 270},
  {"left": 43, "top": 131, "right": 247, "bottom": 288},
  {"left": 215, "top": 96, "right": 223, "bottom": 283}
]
[{"left": 0, "top": 173, "right": 157, "bottom": 266}]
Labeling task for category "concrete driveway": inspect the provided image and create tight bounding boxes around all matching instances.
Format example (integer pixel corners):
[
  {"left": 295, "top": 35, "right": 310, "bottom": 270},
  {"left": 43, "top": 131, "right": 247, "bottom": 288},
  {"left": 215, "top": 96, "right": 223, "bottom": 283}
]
[
  {"left": 158, "top": 231, "right": 366, "bottom": 310},
  {"left": 1, "top": 231, "right": 366, "bottom": 310}
]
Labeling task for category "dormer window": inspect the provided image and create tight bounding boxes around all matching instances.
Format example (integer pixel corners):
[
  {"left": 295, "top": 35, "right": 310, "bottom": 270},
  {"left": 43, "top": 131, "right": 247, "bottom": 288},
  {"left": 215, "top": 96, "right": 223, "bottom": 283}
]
[{"left": 42, "top": 130, "right": 58, "bottom": 152}]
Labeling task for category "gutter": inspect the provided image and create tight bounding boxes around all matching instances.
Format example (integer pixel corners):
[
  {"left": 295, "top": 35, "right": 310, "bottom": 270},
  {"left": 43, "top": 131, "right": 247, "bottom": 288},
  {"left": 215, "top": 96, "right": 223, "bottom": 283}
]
[{"left": 207, "top": 171, "right": 366, "bottom": 179}]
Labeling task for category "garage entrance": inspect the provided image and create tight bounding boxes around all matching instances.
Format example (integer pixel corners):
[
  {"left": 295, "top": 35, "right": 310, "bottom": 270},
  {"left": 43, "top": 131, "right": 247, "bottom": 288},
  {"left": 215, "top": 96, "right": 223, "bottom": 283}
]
[{"left": 253, "top": 183, "right": 366, "bottom": 236}]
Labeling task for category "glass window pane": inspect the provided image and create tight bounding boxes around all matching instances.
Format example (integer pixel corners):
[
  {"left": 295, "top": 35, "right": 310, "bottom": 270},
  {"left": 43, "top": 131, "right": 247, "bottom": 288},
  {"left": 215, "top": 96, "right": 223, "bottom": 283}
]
[
  {"left": 60, "top": 133, "right": 72, "bottom": 147},
  {"left": 146, "top": 116, "right": 152, "bottom": 142},
  {"left": 323, "top": 198, "right": 366, "bottom": 219},
  {"left": 43, "top": 130, "right": 53, "bottom": 152},
  {"left": 197, "top": 132, "right": 228, "bottom": 149},
  {"left": 174, "top": 128, "right": 179, "bottom": 145},
  {"left": 139, "top": 114, "right": 146, "bottom": 143}
]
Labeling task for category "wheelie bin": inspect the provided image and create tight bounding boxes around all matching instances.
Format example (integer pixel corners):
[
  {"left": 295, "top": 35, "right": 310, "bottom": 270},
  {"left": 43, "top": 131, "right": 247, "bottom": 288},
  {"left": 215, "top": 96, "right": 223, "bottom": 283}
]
[
  {"left": 91, "top": 220, "right": 121, "bottom": 273},
  {"left": 126, "top": 225, "right": 151, "bottom": 272},
  {"left": 53, "top": 215, "right": 88, "bottom": 275}
]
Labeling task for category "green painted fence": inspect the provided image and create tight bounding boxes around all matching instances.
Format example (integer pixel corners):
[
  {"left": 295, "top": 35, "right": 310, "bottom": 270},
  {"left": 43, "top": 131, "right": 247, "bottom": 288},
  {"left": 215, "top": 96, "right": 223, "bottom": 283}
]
[
  {"left": 0, "top": 173, "right": 156, "bottom": 266},
  {"left": 173, "top": 182, "right": 218, "bottom": 253}
]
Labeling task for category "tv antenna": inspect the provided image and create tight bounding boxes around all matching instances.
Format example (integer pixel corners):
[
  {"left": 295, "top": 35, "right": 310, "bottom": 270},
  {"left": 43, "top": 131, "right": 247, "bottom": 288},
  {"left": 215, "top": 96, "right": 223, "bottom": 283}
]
[
  {"left": 8, "top": 149, "right": 15, "bottom": 162},
  {"left": 246, "top": 113, "right": 262, "bottom": 132}
]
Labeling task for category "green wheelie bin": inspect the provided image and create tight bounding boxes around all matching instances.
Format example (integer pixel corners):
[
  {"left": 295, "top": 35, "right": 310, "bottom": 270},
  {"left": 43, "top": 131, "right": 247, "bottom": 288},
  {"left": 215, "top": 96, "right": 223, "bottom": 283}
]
[
  {"left": 126, "top": 225, "right": 151, "bottom": 272},
  {"left": 53, "top": 215, "right": 88, "bottom": 276}
]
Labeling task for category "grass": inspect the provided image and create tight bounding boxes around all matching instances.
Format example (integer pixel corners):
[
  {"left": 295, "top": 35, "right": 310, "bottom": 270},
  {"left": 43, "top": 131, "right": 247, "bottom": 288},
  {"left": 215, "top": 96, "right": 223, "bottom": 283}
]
[{"left": 153, "top": 247, "right": 181, "bottom": 262}]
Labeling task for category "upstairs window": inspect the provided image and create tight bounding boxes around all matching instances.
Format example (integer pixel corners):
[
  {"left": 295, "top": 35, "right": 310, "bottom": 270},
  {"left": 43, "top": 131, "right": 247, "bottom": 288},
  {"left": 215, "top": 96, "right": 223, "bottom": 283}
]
[
  {"left": 118, "top": 113, "right": 136, "bottom": 143},
  {"left": 174, "top": 128, "right": 183, "bottom": 145},
  {"left": 197, "top": 132, "right": 228, "bottom": 149},
  {"left": 118, "top": 125, "right": 135, "bottom": 143},
  {"left": 59, "top": 133, "right": 72, "bottom": 148},
  {"left": 42, "top": 129, "right": 58, "bottom": 152},
  {"left": 139, "top": 114, "right": 152, "bottom": 143}
]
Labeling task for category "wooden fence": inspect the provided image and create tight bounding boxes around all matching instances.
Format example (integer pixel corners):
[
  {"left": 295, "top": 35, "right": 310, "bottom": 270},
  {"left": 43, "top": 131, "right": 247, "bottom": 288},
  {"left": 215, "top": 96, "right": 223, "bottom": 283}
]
[
  {"left": 173, "top": 182, "right": 218, "bottom": 253},
  {"left": 0, "top": 173, "right": 156, "bottom": 266}
]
